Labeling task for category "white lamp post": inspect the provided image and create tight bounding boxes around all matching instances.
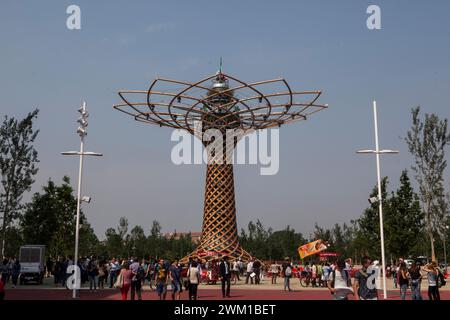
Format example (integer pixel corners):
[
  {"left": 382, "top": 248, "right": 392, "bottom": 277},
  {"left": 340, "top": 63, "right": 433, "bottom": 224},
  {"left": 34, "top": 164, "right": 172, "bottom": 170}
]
[
  {"left": 61, "top": 101, "right": 102, "bottom": 298},
  {"left": 443, "top": 225, "right": 449, "bottom": 273},
  {"left": 356, "top": 101, "right": 399, "bottom": 300}
]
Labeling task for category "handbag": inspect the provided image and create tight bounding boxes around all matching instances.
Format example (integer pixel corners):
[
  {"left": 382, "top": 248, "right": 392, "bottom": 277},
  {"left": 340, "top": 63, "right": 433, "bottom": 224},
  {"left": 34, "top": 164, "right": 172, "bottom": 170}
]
[{"left": 115, "top": 272, "right": 124, "bottom": 289}]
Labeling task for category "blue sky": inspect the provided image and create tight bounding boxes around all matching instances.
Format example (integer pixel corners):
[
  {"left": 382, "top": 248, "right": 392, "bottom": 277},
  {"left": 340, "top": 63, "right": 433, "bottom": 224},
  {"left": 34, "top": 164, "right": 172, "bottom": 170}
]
[{"left": 1, "top": 0, "right": 450, "bottom": 239}]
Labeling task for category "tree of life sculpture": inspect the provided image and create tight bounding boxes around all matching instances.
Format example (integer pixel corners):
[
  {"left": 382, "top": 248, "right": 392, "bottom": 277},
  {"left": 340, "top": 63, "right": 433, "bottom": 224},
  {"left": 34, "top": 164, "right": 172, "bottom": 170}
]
[{"left": 114, "top": 69, "right": 327, "bottom": 262}]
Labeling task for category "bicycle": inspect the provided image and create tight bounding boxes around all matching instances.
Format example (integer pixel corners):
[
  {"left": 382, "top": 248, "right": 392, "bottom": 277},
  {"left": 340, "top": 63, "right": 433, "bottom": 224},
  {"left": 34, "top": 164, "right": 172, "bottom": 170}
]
[{"left": 299, "top": 271, "right": 312, "bottom": 287}]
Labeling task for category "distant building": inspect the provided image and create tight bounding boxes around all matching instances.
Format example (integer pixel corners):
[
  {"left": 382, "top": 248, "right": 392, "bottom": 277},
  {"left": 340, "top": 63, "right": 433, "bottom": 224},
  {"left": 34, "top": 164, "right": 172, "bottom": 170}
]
[{"left": 164, "top": 231, "right": 201, "bottom": 244}]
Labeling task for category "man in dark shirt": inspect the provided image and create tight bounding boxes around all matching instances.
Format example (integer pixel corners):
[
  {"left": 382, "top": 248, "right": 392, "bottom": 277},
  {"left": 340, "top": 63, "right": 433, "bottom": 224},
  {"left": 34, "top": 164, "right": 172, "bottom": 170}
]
[
  {"left": 353, "top": 256, "right": 378, "bottom": 300},
  {"left": 219, "top": 256, "right": 231, "bottom": 298},
  {"left": 169, "top": 260, "right": 182, "bottom": 300},
  {"left": 253, "top": 260, "right": 262, "bottom": 284}
]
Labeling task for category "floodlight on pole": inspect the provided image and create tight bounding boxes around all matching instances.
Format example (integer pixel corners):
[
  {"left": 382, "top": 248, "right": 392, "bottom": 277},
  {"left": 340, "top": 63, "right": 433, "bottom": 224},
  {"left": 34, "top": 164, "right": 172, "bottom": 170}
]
[
  {"left": 61, "top": 101, "right": 102, "bottom": 299},
  {"left": 81, "top": 196, "right": 91, "bottom": 203},
  {"left": 356, "top": 100, "right": 399, "bottom": 300},
  {"left": 61, "top": 151, "right": 79, "bottom": 155}
]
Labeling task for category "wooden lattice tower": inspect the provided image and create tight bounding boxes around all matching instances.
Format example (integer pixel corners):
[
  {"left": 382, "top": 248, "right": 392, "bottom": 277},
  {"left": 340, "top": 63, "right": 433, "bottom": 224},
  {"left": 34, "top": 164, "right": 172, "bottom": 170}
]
[{"left": 114, "top": 69, "right": 327, "bottom": 262}]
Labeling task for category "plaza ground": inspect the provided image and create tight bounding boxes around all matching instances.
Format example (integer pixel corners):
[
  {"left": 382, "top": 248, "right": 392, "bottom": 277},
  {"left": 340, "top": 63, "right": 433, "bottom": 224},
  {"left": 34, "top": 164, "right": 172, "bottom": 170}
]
[{"left": 3, "top": 276, "right": 449, "bottom": 300}]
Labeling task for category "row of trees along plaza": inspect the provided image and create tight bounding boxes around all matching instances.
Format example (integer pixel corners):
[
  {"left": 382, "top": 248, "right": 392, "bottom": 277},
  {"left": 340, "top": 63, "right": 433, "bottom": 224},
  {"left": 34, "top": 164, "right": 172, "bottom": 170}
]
[{"left": 1, "top": 107, "right": 450, "bottom": 263}]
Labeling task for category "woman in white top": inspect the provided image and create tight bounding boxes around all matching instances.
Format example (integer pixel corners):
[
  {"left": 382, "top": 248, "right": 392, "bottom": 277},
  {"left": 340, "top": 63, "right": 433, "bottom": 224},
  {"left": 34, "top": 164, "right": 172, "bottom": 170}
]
[
  {"left": 187, "top": 261, "right": 201, "bottom": 300},
  {"left": 270, "top": 263, "right": 280, "bottom": 284},
  {"left": 423, "top": 261, "right": 441, "bottom": 301},
  {"left": 232, "top": 260, "right": 240, "bottom": 284}
]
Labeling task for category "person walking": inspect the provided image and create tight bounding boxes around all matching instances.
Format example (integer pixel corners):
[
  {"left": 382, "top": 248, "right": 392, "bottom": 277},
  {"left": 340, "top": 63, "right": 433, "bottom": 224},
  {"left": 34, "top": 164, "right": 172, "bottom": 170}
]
[
  {"left": 52, "top": 257, "right": 62, "bottom": 287},
  {"left": 117, "top": 262, "right": 133, "bottom": 300},
  {"left": 311, "top": 263, "right": 317, "bottom": 287},
  {"left": 393, "top": 262, "right": 399, "bottom": 289},
  {"left": 398, "top": 262, "right": 410, "bottom": 300},
  {"left": 11, "top": 259, "right": 20, "bottom": 288},
  {"left": 130, "top": 258, "right": 144, "bottom": 300},
  {"left": 1, "top": 259, "right": 10, "bottom": 285},
  {"left": 327, "top": 259, "right": 353, "bottom": 300},
  {"left": 98, "top": 260, "right": 108, "bottom": 289},
  {"left": 323, "top": 262, "right": 331, "bottom": 287},
  {"left": 282, "top": 258, "right": 292, "bottom": 292},
  {"left": 238, "top": 258, "right": 244, "bottom": 278},
  {"left": 317, "top": 263, "right": 323, "bottom": 287},
  {"left": 245, "top": 259, "right": 254, "bottom": 284},
  {"left": 187, "top": 261, "right": 200, "bottom": 300},
  {"left": 219, "top": 256, "right": 231, "bottom": 298},
  {"left": 232, "top": 259, "right": 240, "bottom": 284},
  {"left": 60, "top": 257, "right": 68, "bottom": 287},
  {"left": 109, "top": 258, "right": 120, "bottom": 288},
  {"left": 46, "top": 257, "right": 53, "bottom": 278},
  {"left": 169, "top": 260, "right": 182, "bottom": 301},
  {"left": 408, "top": 262, "right": 422, "bottom": 300},
  {"left": 423, "top": 261, "right": 440, "bottom": 301},
  {"left": 270, "top": 262, "right": 279, "bottom": 284},
  {"left": 353, "top": 257, "right": 378, "bottom": 300},
  {"left": 253, "top": 259, "right": 262, "bottom": 285},
  {"left": 141, "top": 258, "right": 149, "bottom": 287},
  {"left": 155, "top": 259, "right": 168, "bottom": 300},
  {"left": 148, "top": 259, "right": 157, "bottom": 290},
  {"left": 304, "top": 262, "right": 311, "bottom": 276},
  {"left": 87, "top": 258, "right": 99, "bottom": 291}
]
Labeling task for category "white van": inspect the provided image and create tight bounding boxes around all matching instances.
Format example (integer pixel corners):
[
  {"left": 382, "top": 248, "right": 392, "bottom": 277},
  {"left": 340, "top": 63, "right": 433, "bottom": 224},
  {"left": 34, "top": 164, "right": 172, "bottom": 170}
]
[{"left": 19, "top": 245, "right": 45, "bottom": 284}]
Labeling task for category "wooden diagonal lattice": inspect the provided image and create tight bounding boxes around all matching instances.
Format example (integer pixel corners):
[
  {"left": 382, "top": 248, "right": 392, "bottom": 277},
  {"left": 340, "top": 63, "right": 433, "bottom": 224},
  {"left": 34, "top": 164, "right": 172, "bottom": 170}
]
[{"left": 181, "top": 162, "right": 252, "bottom": 263}]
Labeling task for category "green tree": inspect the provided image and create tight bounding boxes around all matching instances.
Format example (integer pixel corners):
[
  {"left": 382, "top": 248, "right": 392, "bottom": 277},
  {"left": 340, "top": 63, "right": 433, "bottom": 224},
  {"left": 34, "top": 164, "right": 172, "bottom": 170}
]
[
  {"left": 130, "top": 225, "right": 146, "bottom": 257},
  {"left": 341, "top": 222, "right": 359, "bottom": 263},
  {"left": 0, "top": 109, "right": 39, "bottom": 256},
  {"left": 312, "top": 223, "right": 332, "bottom": 244},
  {"left": 311, "top": 222, "right": 358, "bottom": 260},
  {"left": 406, "top": 106, "right": 450, "bottom": 261},
  {"left": 21, "top": 176, "right": 96, "bottom": 257},
  {"left": 78, "top": 222, "right": 100, "bottom": 257},
  {"left": 3, "top": 226, "right": 23, "bottom": 257},
  {"left": 384, "top": 170, "right": 424, "bottom": 258},
  {"left": 239, "top": 220, "right": 272, "bottom": 258},
  {"left": 331, "top": 224, "right": 346, "bottom": 254},
  {"left": 265, "top": 225, "right": 305, "bottom": 261},
  {"left": 148, "top": 220, "right": 163, "bottom": 258},
  {"left": 354, "top": 177, "right": 389, "bottom": 259},
  {"left": 104, "top": 227, "right": 123, "bottom": 258}
]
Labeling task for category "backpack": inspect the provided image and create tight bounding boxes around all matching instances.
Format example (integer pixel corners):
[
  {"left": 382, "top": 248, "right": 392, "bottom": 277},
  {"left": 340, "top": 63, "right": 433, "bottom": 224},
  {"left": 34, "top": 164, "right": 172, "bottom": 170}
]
[
  {"left": 330, "top": 270, "right": 351, "bottom": 288},
  {"left": 285, "top": 266, "right": 292, "bottom": 277}
]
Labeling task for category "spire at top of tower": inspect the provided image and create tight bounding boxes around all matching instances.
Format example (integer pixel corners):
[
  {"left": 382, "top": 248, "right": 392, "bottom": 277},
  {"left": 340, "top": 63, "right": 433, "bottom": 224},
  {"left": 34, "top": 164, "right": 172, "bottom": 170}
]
[
  {"left": 212, "top": 57, "right": 228, "bottom": 90},
  {"left": 218, "top": 57, "right": 223, "bottom": 74}
]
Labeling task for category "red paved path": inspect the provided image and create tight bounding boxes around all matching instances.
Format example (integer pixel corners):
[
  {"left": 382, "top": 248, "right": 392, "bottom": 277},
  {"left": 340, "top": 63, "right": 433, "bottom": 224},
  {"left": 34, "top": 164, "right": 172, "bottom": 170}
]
[{"left": 4, "top": 288, "right": 449, "bottom": 300}]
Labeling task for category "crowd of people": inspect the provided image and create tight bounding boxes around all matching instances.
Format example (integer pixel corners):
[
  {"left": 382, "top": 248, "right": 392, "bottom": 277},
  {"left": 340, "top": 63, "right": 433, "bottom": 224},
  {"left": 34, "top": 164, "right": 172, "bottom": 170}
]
[
  {"left": 0, "top": 254, "right": 447, "bottom": 301},
  {"left": 323, "top": 257, "right": 447, "bottom": 300},
  {"left": 388, "top": 259, "right": 447, "bottom": 300},
  {"left": 1, "top": 258, "right": 21, "bottom": 289},
  {"left": 103, "top": 255, "right": 237, "bottom": 300}
]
